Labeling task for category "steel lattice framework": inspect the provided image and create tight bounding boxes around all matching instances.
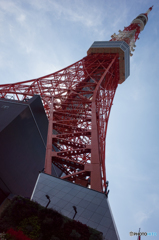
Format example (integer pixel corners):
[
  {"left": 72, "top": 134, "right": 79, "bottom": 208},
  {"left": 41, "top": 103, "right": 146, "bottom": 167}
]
[
  {"left": 0, "top": 7, "right": 152, "bottom": 192},
  {"left": 0, "top": 53, "right": 119, "bottom": 191}
]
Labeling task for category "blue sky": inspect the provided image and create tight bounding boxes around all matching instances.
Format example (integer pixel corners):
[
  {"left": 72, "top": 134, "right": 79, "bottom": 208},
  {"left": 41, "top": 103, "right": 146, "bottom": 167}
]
[{"left": 0, "top": 0, "right": 158, "bottom": 239}]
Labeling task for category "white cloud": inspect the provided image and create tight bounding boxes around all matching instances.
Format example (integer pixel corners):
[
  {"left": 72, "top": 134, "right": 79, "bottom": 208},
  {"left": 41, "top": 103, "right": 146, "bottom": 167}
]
[
  {"left": 134, "top": 211, "right": 149, "bottom": 225},
  {"left": 16, "top": 14, "right": 26, "bottom": 24},
  {"left": 29, "top": 0, "right": 104, "bottom": 28}
]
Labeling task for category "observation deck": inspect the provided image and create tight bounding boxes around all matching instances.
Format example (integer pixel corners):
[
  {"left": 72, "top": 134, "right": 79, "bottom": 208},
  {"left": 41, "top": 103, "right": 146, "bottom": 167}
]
[{"left": 87, "top": 41, "right": 130, "bottom": 84}]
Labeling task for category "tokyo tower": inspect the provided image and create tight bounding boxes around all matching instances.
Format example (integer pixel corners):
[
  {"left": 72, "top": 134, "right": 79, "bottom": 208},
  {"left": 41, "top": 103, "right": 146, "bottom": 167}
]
[{"left": 0, "top": 6, "right": 153, "bottom": 193}]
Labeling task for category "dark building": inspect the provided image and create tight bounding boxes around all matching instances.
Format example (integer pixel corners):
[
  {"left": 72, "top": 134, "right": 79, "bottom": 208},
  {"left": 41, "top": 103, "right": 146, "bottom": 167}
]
[{"left": 0, "top": 95, "right": 61, "bottom": 204}]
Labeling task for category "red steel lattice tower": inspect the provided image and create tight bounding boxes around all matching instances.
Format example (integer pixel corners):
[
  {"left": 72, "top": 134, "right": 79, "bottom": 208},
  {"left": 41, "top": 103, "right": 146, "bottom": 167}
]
[{"left": 0, "top": 7, "right": 153, "bottom": 192}]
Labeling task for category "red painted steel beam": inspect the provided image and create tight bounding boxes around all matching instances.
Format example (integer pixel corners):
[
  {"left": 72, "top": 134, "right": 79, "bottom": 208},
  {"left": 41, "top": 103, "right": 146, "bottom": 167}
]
[{"left": 0, "top": 53, "right": 119, "bottom": 192}]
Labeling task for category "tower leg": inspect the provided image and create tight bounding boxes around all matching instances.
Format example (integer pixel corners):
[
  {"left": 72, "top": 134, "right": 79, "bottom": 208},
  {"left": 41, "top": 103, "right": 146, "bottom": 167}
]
[
  {"left": 44, "top": 99, "right": 53, "bottom": 175},
  {"left": 91, "top": 101, "right": 102, "bottom": 191}
]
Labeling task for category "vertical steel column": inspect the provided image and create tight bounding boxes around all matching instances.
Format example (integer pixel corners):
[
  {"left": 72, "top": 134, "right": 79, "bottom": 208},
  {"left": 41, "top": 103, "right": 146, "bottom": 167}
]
[
  {"left": 44, "top": 98, "right": 53, "bottom": 175},
  {"left": 90, "top": 55, "right": 118, "bottom": 191}
]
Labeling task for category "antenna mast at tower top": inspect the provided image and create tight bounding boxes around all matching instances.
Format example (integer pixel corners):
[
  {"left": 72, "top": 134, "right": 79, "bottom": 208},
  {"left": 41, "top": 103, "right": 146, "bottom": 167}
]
[{"left": 110, "top": 6, "right": 153, "bottom": 55}]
